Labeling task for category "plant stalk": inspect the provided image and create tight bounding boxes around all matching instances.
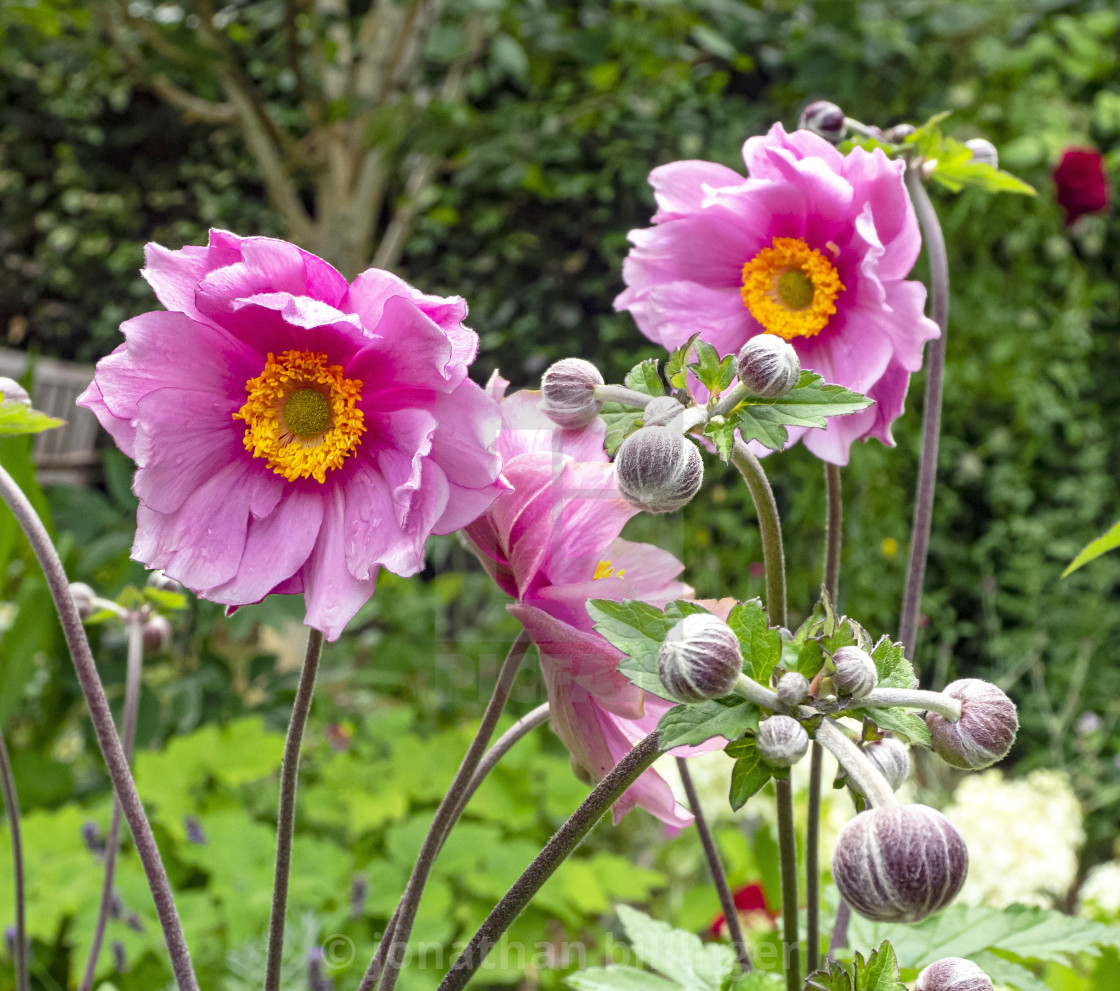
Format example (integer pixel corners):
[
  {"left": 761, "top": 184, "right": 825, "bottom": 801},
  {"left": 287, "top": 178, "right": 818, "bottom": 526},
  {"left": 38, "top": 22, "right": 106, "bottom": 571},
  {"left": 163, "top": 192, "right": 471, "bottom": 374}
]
[
  {"left": 435, "top": 732, "right": 662, "bottom": 991},
  {"left": 730, "top": 439, "right": 787, "bottom": 628},
  {"left": 774, "top": 778, "right": 800, "bottom": 991},
  {"left": 898, "top": 165, "right": 949, "bottom": 663},
  {"left": 368, "top": 631, "right": 532, "bottom": 991},
  {"left": 813, "top": 719, "right": 896, "bottom": 809},
  {"left": 0, "top": 465, "right": 198, "bottom": 991},
  {"left": 264, "top": 627, "right": 325, "bottom": 991},
  {"left": 676, "top": 758, "right": 751, "bottom": 973},
  {"left": 0, "top": 733, "right": 28, "bottom": 991}
]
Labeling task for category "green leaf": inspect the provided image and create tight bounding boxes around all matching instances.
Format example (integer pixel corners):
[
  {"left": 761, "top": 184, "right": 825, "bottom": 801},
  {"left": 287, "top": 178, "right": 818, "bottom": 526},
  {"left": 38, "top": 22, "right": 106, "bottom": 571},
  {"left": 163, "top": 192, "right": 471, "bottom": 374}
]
[
  {"left": 869, "top": 636, "right": 917, "bottom": 690},
  {"left": 728, "top": 745, "right": 772, "bottom": 810},
  {"left": 658, "top": 696, "right": 759, "bottom": 749},
  {"left": 858, "top": 707, "right": 931, "bottom": 746},
  {"left": 847, "top": 903, "right": 1120, "bottom": 970},
  {"left": 567, "top": 966, "right": 681, "bottom": 991},
  {"left": 588, "top": 599, "right": 711, "bottom": 697},
  {"left": 970, "top": 952, "right": 1050, "bottom": 991},
  {"left": 904, "top": 113, "right": 1035, "bottom": 197},
  {"left": 625, "top": 358, "right": 665, "bottom": 398},
  {"left": 600, "top": 402, "right": 644, "bottom": 457},
  {"left": 728, "top": 372, "right": 872, "bottom": 452},
  {"left": 1063, "top": 519, "right": 1120, "bottom": 576},
  {"left": 854, "top": 941, "right": 906, "bottom": 991},
  {"left": 665, "top": 333, "right": 701, "bottom": 391},
  {"left": 805, "top": 959, "right": 854, "bottom": 991},
  {"left": 795, "top": 639, "right": 826, "bottom": 680},
  {"left": 726, "top": 599, "right": 783, "bottom": 685},
  {"left": 615, "top": 905, "right": 738, "bottom": 991},
  {"left": 0, "top": 397, "right": 64, "bottom": 435},
  {"left": 704, "top": 416, "right": 736, "bottom": 463},
  {"left": 689, "top": 339, "right": 730, "bottom": 397}
]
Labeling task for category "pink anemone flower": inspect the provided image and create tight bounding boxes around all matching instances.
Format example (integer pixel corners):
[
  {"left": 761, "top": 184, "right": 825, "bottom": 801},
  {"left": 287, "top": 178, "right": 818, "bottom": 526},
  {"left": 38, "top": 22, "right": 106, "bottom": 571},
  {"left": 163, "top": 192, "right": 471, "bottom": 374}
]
[
  {"left": 615, "top": 123, "right": 940, "bottom": 465},
  {"left": 79, "top": 230, "right": 505, "bottom": 640},
  {"left": 464, "top": 375, "right": 719, "bottom": 828}
]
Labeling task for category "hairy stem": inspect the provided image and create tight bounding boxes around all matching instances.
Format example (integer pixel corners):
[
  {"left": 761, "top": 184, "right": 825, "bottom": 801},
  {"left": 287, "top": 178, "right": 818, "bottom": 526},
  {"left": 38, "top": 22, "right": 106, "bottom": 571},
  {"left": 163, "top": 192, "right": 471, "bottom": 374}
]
[
  {"left": 436, "top": 733, "right": 662, "bottom": 991},
  {"left": 0, "top": 734, "right": 28, "bottom": 991},
  {"left": 368, "top": 632, "right": 532, "bottom": 991},
  {"left": 80, "top": 612, "right": 146, "bottom": 991},
  {"left": 592, "top": 384, "right": 656, "bottom": 409},
  {"left": 774, "top": 778, "right": 800, "bottom": 991},
  {"left": 898, "top": 166, "right": 949, "bottom": 662},
  {"left": 677, "top": 758, "right": 751, "bottom": 973},
  {"left": 844, "top": 688, "right": 961, "bottom": 722},
  {"left": 809, "top": 461, "right": 842, "bottom": 973},
  {"left": 0, "top": 466, "right": 198, "bottom": 991},
  {"left": 264, "top": 627, "right": 324, "bottom": 991},
  {"left": 730, "top": 439, "right": 787, "bottom": 628},
  {"left": 814, "top": 719, "right": 896, "bottom": 809}
]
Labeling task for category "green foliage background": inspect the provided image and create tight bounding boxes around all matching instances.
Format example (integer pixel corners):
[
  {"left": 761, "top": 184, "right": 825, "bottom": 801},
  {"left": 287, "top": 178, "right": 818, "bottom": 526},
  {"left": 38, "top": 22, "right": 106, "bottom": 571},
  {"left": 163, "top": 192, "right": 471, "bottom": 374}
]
[{"left": 1, "top": 0, "right": 1119, "bottom": 988}]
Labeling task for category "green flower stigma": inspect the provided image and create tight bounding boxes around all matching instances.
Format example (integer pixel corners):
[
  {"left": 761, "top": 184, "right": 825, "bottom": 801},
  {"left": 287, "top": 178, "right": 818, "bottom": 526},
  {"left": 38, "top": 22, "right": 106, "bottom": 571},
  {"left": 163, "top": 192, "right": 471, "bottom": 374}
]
[
  {"left": 776, "top": 268, "right": 816, "bottom": 310},
  {"left": 283, "top": 388, "right": 332, "bottom": 438}
]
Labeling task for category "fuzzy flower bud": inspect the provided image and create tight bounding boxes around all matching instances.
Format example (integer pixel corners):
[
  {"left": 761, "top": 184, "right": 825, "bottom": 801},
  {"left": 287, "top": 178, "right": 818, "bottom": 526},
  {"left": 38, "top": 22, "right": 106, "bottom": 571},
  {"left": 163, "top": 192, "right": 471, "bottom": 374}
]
[
  {"left": 143, "top": 614, "right": 172, "bottom": 653},
  {"left": 915, "top": 958, "right": 994, "bottom": 991},
  {"left": 642, "top": 395, "right": 686, "bottom": 429},
  {"left": 69, "top": 582, "right": 97, "bottom": 619},
  {"left": 736, "top": 336, "right": 801, "bottom": 399},
  {"left": 832, "top": 804, "right": 968, "bottom": 923},
  {"left": 799, "top": 101, "right": 846, "bottom": 142},
  {"left": 147, "top": 569, "right": 184, "bottom": 593},
  {"left": 926, "top": 678, "right": 1018, "bottom": 770},
  {"left": 615, "top": 426, "right": 703, "bottom": 514},
  {"left": 886, "top": 123, "right": 916, "bottom": 143},
  {"left": 776, "top": 671, "right": 810, "bottom": 707},
  {"left": 756, "top": 715, "right": 809, "bottom": 767},
  {"left": 831, "top": 645, "right": 877, "bottom": 698},
  {"left": 0, "top": 377, "right": 30, "bottom": 407},
  {"left": 965, "top": 138, "right": 999, "bottom": 170},
  {"left": 863, "top": 736, "right": 911, "bottom": 792},
  {"left": 658, "top": 613, "right": 743, "bottom": 703},
  {"left": 539, "top": 358, "right": 604, "bottom": 429}
]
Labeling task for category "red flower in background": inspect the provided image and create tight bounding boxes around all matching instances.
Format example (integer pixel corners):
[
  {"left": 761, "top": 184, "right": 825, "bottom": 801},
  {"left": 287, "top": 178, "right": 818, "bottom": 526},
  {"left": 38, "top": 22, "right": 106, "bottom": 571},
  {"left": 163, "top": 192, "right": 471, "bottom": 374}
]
[
  {"left": 706, "top": 883, "right": 777, "bottom": 938},
  {"left": 1053, "top": 148, "right": 1110, "bottom": 225}
]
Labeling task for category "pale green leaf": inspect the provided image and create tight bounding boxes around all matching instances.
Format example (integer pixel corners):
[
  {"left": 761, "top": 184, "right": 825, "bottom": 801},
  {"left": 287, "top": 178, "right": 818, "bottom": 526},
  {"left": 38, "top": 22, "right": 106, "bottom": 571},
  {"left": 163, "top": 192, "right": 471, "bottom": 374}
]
[
  {"left": 625, "top": 359, "right": 665, "bottom": 398},
  {"left": 869, "top": 636, "right": 917, "bottom": 690},
  {"left": 726, "top": 599, "right": 782, "bottom": 684},
  {"left": 1063, "top": 519, "right": 1120, "bottom": 577},
  {"left": 0, "top": 398, "right": 64, "bottom": 435},
  {"left": 567, "top": 966, "right": 681, "bottom": 991},
  {"left": 658, "top": 696, "right": 758, "bottom": 749},
  {"left": 616, "top": 905, "right": 738, "bottom": 991}
]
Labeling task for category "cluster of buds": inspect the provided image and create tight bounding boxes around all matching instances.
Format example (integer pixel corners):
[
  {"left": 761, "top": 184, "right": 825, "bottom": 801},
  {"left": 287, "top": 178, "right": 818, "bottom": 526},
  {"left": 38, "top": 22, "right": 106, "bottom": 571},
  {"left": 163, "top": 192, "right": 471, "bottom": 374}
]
[{"left": 657, "top": 613, "right": 742, "bottom": 703}]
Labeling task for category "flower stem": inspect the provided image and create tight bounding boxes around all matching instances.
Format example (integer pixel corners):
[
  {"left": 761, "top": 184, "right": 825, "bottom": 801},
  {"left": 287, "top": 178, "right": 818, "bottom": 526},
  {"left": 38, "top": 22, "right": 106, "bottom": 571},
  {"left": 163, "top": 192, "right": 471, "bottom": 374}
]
[
  {"left": 368, "top": 631, "right": 532, "bottom": 991},
  {"left": 0, "top": 465, "right": 198, "bottom": 991},
  {"left": 730, "top": 439, "right": 787, "bottom": 628},
  {"left": 813, "top": 719, "right": 896, "bottom": 809},
  {"left": 435, "top": 732, "right": 662, "bottom": 991},
  {"left": 899, "top": 166, "right": 949, "bottom": 662},
  {"left": 264, "top": 627, "right": 324, "bottom": 991},
  {"left": 364, "top": 701, "right": 550, "bottom": 991},
  {"left": 839, "top": 687, "right": 961, "bottom": 722},
  {"left": 592, "top": 384, "right": 656, "bottom": 408},
  {"left": 0, "top": 733, "right": 28, "bottom": 991},
  {"left": 676, "top": 758, "right": 751, "bottom": 973},
  {"left": 80, "top": 611, "right": 146, "bottom": 991},
  {"left": 774, "top": 777, "right": 800, "bottom": 991},
  {"left": 808, "top": 462, "right": 842, "bottom": 974}
]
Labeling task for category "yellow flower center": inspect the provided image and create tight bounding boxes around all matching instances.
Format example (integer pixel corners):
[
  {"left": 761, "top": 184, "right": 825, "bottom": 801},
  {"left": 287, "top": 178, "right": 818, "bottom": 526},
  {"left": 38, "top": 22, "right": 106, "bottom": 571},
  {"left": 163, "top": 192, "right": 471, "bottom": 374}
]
[
  {"left": 740, "top": 237, "right": 845, "bottom": 340},
  {"left": 234, "top": 350, "right": 365, "bottom": 483},
  {"left": 594, "top": 560, "right": 626, "bottom": 580}
]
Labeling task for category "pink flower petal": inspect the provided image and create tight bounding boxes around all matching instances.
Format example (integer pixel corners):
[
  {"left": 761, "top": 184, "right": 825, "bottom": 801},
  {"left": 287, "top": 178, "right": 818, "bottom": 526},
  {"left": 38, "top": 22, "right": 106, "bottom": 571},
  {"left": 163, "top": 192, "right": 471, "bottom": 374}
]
[{"left": 649, "top": 159, "right": 747, "bottom": 221}]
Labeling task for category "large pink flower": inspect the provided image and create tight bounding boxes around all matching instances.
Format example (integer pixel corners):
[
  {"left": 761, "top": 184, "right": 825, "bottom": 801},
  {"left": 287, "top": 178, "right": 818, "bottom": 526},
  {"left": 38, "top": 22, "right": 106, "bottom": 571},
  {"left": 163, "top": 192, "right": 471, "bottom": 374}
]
[
  {"left": 79, "top": 230, "right": 505, "bottom": 640},
  {"left": 615, "top": 123, "right": 940, "bottom": 465},
  {"left": 465, "top": 375, "right": 715, "bottom": 828}
]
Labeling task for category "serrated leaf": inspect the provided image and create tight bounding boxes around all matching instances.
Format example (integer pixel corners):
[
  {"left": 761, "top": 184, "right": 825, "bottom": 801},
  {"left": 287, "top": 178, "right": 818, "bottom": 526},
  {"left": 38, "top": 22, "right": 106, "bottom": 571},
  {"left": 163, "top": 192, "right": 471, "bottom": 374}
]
[
  {"left": 728, "top": 372, "right": 872, "bottom": 451},
  {"left": 616, "top": 906, "right": 738, "bottom": 991},
  {"left": 1063, "top": 518, "right": 1120, "bottom": 576},
  {"left": 589, "top": 599, "right": 712, "bottom": 697},
  {"left": 728, "top": 749, "right": 772, "bottom": 810},
  {"left": 730, "top": 406, "right": 790, "bottom": 451},
  {"left": 658, "top": 697, "right": 758, "bottom": 749},
  {"left": 847, "top": 903, "right": 1120, "bottom": 970},
  {"left": 805, "top": 959, "right": 854, "bottom": 991},
  {"left": 566, "top": 966, "right": 681, "bottom": 991},
  {"left": 855, "top": 941, "right": 906, "bottom": 991},
  {"left": 869, "top": 636, "right": 917, "bottom": 690},
  {"left": 665, "top": 334, "right": 701, "bottom": 391},
  {"left": 930, "top": 159, "right": 1036, "bottom": 196},
  {"left": 689, "top": 339, "right": 727, "bottom": 396},
  {"left": 0, "top": 399, "right": 64, "bottom": 435},
  {"left": 625, "top": 359, "right": 665, "bottom": 398},
  {"left": 704, "top": 417, "right": 736, "bottom": 463},
  {"left": 726, "top": 599, "right": 782, "bottom": 684},
  {"left": 858, "top": 707, "right": 931, "bottom": 746},
  {"left": 796, "top": 639, "right": 826, "bottom": 680},
  {"left": 600, "top": 402, "right": 645, "bottom": 457}
]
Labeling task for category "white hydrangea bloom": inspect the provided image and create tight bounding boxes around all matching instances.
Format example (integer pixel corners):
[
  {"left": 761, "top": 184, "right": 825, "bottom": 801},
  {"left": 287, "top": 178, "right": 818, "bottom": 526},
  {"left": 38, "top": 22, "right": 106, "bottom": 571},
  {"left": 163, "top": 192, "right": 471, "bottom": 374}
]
[
  {"left": 1078, "top": 861, "right": 1120, "bottom": 922},
  {"left": 944, "top": 769, "right": 1083, "bottom": 908}
]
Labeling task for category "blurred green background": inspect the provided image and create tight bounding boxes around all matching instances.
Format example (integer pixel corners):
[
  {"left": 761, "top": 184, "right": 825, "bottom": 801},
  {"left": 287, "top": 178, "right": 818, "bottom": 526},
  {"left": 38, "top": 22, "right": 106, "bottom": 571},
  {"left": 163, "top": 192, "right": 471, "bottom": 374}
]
[{"left": 1, "top": 0, "right": 1119, "bottom": 988}]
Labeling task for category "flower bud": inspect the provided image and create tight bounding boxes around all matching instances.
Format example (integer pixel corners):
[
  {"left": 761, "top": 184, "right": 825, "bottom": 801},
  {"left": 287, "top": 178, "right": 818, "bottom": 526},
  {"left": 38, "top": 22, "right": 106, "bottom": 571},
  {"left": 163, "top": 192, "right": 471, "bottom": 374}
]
[
  {"left": 147, "top": 569, "right": 184, "bottom": 593},
  {"left": 642, "top": 395, "right": 685, "bottom": 429},
  {"left": 832, "top": 804, "right": 968, "bottom": 923},
  {"left": 658, "top": 613, "right": 743, "bottom": 703},
  {"left": 143, "top": 614, "right": 172, "bottom": 653},
  {"left": 799, "top": 101, "right": 846, "bottom": 142},
  {"left": 886, "top": 123, "right": 916, "bottom": 143},
  {"left": 915, "top": 958, "right": 993, "bottom": 991},
  {"left": 756, "top": 715, "right": 809, "bottom": 767},
  {"left": 0, "top": 377, "right": 31, "bottom": 407},
  {"left": 926, "top": 679, "right": 1018, "bottom": 770},
  {"left": 615, "top": 426, "right": 703, "bottom": 514},
  {"left": 965, "top": 138, "right": 998, "bottom": 170},
  {"left": 69, "top": 582, "right": 97, "bottom": 619},
  {"left": 736, "top": 336, "right": 801, "bottom": 399},
  {"left": 863, "top": 736, "right": 910, "bottom": 792},
  {"left": 831, "top": 645, "right": 877, "bottom": 698},
  {"left": 776, "top": 671, "right": 810, "bottom": 707},
  {"left": 539, "top": 358, "right": 604, "bottom": 429}
]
